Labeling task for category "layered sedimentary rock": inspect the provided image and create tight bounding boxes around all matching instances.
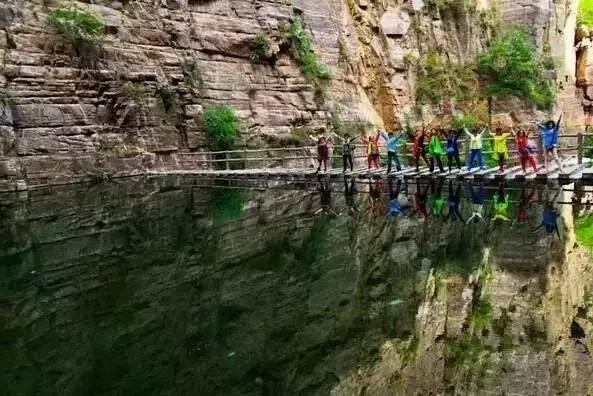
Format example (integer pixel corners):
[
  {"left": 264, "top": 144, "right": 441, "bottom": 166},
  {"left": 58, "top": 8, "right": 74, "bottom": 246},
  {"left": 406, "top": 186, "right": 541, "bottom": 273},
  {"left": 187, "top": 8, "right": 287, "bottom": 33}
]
[{"left": 0, "top": 0, "right": 585, "bottom": 190}]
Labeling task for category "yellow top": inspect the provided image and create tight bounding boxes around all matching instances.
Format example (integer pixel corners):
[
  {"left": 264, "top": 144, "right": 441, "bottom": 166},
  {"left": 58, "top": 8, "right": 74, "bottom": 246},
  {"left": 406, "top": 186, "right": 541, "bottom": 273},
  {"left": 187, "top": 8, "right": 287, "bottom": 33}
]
[{"left": 493, "top": 133, "right": 510, "bottom": 154}]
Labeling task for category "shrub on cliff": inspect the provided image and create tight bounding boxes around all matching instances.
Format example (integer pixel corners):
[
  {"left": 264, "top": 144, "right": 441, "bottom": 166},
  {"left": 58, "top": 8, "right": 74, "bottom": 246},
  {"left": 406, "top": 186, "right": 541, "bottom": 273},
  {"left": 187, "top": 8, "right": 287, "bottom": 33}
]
[
  {"left": 476, "top": 27, "right": 554, "bottom": 110},
  {"left": 250, "top": 32, "right": 270, "bottom": 64},
  {"left": 579, "top": 0, "right": 593, "bottom": 27},
  {"left": 47, "top": 7, "right": 104, "bottom": 56},
  {"left": 202, "top": 105, "right": 239, "bottom": 149},
  {"left": 279, "top": 19, "right": 330, "bottom": 94}
]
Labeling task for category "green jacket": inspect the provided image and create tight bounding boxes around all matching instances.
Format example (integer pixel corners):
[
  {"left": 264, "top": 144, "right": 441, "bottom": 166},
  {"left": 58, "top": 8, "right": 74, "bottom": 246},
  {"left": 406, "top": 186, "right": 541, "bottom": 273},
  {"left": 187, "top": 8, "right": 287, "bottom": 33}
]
[
  {"left": 430, "top": 195, "right": 445, "bottom": 216},
  {"left": 428, "top": 136, "right": 445, "bottom": 156}
]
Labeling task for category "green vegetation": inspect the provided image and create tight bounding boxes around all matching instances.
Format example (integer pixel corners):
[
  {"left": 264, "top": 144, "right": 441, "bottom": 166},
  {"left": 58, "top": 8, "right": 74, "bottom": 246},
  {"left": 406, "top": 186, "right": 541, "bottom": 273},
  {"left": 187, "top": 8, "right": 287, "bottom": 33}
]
[
  {"left": 47, "top": 7, "right": 104, "bottom": 55},
  {"left": 118, "top": 82, "right": 152, "bottom": 107},
  {"left": 202, "top": 105, "right": 239, "bottom": 149},
  {"left": 0, "top": 88, "right": 15, "bottom": 109},
  {"left": 451, "top": 109, "right": 488, "bottom": 130},
  {"left": 208, "top": 188, "right": 245, "bottom": 225},
  {"left": 182, "top": 58, "right": 204, "bottom": 95},
  {"left": 250, "top": 32, "right": 270, "bottom": 64},
  {"left": 445, "top": 334, "right": 493, "bottom": 377},
  {"left": 154, "top": 84, "right": 179, "bottom": 112},
  {"left": 393, "top": 336, "right": 420, "bottom": 364},
  {"left": 416, "top": 51, "right": 476, "bottom": 105},
  {"left": 282, "top": 19, "right": 331, "bottom": 86},
  {"left": 579, "top": 0, "right": 593, "bottom": 27},
  {"left": 476, "top": 27, "right": 554, "bottom": 110},
  {"left": 576, "top": 214, "right": 593, "bottom": 249},
  {"left": 469, "top": 297, "right": 493, "bottom": 334}
]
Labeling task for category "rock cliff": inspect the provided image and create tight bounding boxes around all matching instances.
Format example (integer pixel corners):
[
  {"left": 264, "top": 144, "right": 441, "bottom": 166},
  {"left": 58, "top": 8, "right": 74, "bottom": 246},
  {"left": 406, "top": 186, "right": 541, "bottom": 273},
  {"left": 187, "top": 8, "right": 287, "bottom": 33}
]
[{"left": 0, "top": 0, "right": 587, "bottom": 189}]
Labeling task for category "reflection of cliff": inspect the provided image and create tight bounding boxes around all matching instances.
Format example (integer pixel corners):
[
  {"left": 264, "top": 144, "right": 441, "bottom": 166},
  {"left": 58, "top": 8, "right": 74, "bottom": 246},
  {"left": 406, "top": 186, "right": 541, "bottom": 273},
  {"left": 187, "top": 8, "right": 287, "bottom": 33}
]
[
  {"left": 2, "top": 178, "right": 593, "bottom": 395},
  {"left": 331, "top": 191, "right": 593, "bottom": 395}
]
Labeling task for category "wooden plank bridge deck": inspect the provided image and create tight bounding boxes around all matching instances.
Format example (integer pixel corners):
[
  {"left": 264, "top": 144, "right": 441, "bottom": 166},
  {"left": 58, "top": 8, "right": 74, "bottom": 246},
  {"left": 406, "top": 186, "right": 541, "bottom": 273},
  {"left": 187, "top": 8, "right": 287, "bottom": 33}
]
[{"left": 150, "top": 158, "right": 593, "bottom": 185}]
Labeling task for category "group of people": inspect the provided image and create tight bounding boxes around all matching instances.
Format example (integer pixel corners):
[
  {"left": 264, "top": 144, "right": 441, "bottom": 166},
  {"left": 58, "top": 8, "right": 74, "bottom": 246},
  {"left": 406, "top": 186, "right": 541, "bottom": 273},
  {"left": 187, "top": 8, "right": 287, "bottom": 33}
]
[
  {"left": 311, "top": 115, "right": 564, "bottom": 175},
  {"left": 317, "top": 176, "right": 562, "bottom": 238}
]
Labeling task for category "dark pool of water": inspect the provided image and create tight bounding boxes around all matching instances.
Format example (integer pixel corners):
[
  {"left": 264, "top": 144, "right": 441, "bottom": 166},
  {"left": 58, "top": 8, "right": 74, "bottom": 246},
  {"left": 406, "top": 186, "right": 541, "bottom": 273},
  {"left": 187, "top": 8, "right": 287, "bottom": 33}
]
[{"left": 0, "top": 176, "right": 588, "bottom": 395}]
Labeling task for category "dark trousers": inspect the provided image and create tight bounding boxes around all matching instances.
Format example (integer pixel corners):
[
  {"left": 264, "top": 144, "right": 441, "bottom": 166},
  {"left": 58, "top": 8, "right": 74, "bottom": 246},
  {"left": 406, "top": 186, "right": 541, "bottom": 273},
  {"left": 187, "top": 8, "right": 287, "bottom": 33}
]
[
  {"left": 468, "top": 149, "right": 483, "bottom": 169},
  {"left": 447, "top": 152, "right": 462, "bottom": 171},
  {"left": 387, "top": 151, "right": 401, "bottom": 173},
  {"left": 429, "top": 154, "right": 444, "bottom": 172},
  {"left": 343, "top": 154, "right": 353, "bottom": 171},
  {"left": 415, "top": 152, "right": 429, "bottom": 172},
  {"left": 497, "top": 152, "right": 505, "bottom": 171}
]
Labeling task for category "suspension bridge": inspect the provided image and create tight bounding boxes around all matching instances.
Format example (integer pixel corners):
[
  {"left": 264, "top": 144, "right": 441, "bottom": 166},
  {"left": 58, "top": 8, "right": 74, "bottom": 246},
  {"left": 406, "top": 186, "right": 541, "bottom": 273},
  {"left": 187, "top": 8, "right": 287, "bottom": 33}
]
[{"left": 150, "top": 133, "right": 593, "bottom": 185}]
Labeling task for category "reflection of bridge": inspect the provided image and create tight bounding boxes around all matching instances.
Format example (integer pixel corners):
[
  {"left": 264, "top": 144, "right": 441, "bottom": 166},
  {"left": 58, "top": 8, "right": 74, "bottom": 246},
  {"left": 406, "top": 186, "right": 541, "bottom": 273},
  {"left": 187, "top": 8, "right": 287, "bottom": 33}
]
[{"left": 150, "top": 134, "right": 593, "bottom": 185}]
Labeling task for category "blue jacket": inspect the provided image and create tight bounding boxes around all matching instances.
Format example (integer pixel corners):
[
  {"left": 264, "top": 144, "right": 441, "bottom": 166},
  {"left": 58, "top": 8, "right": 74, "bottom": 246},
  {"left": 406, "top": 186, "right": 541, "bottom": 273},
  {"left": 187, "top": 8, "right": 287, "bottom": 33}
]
[
  {"left": 538, "top": 124, "right": 559, "bottom": 148},
  {"left": 381, "top": 131, "right": 404, "bottom": 152}
]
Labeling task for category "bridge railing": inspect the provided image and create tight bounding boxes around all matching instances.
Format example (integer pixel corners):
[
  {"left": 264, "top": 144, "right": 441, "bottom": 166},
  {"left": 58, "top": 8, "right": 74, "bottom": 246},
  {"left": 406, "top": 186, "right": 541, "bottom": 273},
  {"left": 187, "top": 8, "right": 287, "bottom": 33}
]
[{"left": 189, "top": 133, "right": 593, "bottom": 171}]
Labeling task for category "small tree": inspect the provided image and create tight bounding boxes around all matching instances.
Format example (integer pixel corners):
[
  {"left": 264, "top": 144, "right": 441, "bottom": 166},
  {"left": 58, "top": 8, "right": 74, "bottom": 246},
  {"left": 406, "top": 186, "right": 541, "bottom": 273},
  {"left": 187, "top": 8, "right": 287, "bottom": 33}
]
[
  {"left": 476, "top": 27, "right": 554, "bottom": 121},
  {"left": 202, "top": 105, "right": 239, "bottom": 149},
  {"left": 47, "top": 7, "right": 104, "bottom": 57}
]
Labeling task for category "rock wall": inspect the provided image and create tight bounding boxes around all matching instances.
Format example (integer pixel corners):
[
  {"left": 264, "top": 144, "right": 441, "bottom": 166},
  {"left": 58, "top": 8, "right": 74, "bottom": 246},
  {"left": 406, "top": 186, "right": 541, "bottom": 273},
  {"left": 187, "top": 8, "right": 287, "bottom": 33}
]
[{"left": 0, "top": 0, "right": 586, "bottom": 190}]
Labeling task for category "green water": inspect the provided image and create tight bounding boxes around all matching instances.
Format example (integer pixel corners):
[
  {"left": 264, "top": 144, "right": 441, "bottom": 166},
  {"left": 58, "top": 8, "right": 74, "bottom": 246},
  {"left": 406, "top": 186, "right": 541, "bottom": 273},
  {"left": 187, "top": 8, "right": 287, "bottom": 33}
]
[{"left": 0, "top": 176, "right": 588, "bottom": 395}]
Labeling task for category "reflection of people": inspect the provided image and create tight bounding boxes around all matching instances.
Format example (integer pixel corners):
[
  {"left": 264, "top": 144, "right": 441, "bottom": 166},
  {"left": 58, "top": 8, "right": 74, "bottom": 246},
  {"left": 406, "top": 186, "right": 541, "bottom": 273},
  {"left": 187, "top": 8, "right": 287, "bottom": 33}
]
[
  {"left": 385, "top": 178, "right": 409, "bottom": 218},
  {"left": 428, "top": 178, "right": 445, "bottom": 217},
  {"left": 364, "top": 180, "right": 385, "bottom": 216},
  {"left": 537, "top": 114, "right": 563, "bottom": 172},
  {"left": 492, "top": 182, "right": 511, "bottom": 222},
  {"left": 466, "top": 181, "right": 485, "bottom": 224},
  {"left": 412, "top": 179, "right": 430, "bottom": 218},
  {"left": 380, "top": 130, "right": 405, "bottom": 173},
  {"left": 341, "top": 176, "right": 359, "bottom": 215},
  {"left": 513, "top": 183, "right": 536, "bottom": 228},
  {"left": 314, "top": 175, "right": 336, "bottom": 215},
  {"left": 445, "top": 181, "right": 464, "bottom": 222},
  {"left": 534, "top": 187, "right": 561, "bottom": 238}
]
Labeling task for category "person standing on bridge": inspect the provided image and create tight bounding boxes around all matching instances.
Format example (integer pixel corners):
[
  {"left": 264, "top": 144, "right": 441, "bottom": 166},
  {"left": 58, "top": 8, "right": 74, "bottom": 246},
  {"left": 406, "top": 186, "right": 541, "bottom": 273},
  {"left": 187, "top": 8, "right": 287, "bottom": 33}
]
[
  {"left": 446, "top": 128, "right": 463, "bottom": 172},
  {"left": 428, "top": 129, "right": 446, "bottom": 173},
  {"left": 464, "top": 125, "right": 487, "bottom": 171},
  {"left": 380, "top": 130, "right": 405, "bottom": 173},
  {"left": 333, "top": 133, "right": 358, "bottom": 172},
  {"left": 362, "top": 131, "right": 381, "bottom": 170},
  {"left": 537, "top": 114, "right": 563, "bottom": 173},
  {"left": 492, "top": 127, "right": 511, "bottom": 173},
  {"left": 512, "top": 126, "right": 538, "bottom": 174},
  {"left": 408, "top": 127, "right": 429, "bottom": 172},
  {"left": 310, "top": 134, "right": 333, "bottom": 173}
]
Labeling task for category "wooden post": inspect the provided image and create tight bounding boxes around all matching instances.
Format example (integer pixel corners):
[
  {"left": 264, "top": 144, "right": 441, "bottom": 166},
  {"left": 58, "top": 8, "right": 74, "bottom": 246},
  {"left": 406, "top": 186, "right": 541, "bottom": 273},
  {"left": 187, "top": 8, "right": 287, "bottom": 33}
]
[
  {"left": 578, "top": 132, "right": 584, "bottom": 165},
  {"left": 243, "top": 148, "right": 247, "bottom": 170},
  {"left": 225, "top": 152, "right": 230, "bottom": 170}
]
